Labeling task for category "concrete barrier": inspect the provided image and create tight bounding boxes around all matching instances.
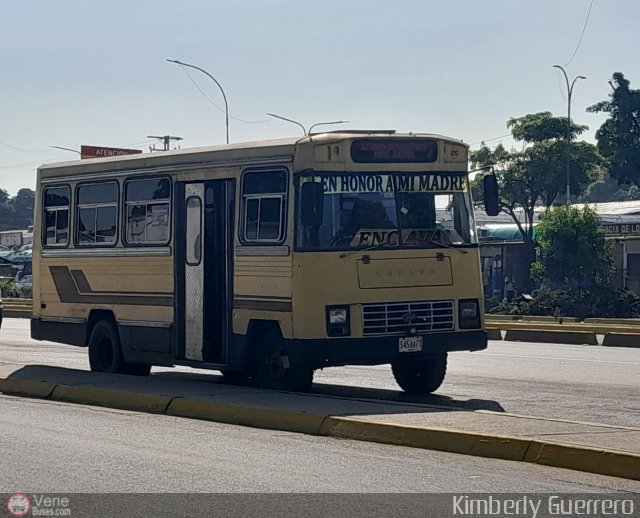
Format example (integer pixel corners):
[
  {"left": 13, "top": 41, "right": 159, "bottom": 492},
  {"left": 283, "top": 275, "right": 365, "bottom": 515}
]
[
  {"left": 602, "top": 333, "right": 640, "bottom": 348},
  {"left": 503, "top": 329, "right": 598, "bottom": 345}
]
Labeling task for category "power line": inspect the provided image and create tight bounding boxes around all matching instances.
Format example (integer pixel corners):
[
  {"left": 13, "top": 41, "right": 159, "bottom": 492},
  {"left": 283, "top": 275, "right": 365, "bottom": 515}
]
[
  {"left": 563, "top": 0, "right": 595, "bottom": 67},
  {"left": 178, "top": 65, "right": 269, "bottom": 124},
  {"left": 469, "top": 134, "right": 512, "bottom": 146},
  {"left": 0, "top": 139, "right": 50, "bottom": 154}
]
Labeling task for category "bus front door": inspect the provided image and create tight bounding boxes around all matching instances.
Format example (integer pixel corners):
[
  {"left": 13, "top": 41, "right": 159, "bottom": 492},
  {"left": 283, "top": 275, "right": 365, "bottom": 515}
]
[{"left": 178, "top": 180, "right": 233, "bottom": 365}]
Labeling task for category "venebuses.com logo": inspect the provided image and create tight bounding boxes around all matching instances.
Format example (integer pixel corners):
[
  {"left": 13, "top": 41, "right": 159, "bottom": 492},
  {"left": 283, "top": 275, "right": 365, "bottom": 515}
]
[{"left": 6, "top": 494, "right": 30, "bottom": 517}]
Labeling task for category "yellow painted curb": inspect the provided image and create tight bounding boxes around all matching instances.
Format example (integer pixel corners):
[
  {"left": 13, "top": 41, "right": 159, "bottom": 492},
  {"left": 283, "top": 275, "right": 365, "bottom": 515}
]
[
  {"left": 51, "top": 385, "right": 171, "bottom": 414},
  {"left": 525, "top": 441, "right": 640, "bottom": 481},
  {"left": 319, "top": 417, "right": 530, "bottom": 462},
  {"left": 167, "top": 398, "right": 326, "bottom": 435},
  {"left": 0, "top": 378, "right": 56, "bottom": 398}
]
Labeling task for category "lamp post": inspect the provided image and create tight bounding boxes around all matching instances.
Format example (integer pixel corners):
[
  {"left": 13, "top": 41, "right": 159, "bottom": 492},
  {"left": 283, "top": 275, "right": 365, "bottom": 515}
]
[
  {"left": 167, "top": 59, "right": 229, "bottom": 144},
  {"left": 552, "top": 64, "right": 586, "bottom": 205},
  {"left": 266, "top": 113, "right": 349, "bottom": 135},
  {"left": 50, "top": 146, "right": 81, "bottom": 155}
]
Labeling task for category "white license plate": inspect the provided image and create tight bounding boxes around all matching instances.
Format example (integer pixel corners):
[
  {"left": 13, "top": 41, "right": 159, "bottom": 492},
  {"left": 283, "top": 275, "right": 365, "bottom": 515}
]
[{"left": 398, "top": 335, "right": 423, "bottom": 353}]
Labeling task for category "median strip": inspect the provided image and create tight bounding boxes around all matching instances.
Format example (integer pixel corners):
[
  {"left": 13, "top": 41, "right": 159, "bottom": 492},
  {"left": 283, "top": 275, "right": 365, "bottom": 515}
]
[{"left": 1, "top": 376, "right": 638, "bottom": 481}]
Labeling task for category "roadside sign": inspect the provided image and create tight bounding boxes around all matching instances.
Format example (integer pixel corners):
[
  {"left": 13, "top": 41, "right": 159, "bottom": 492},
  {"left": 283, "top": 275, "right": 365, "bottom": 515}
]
[{"left": 80, "top": 145, "right": 142, "bottom": 159}]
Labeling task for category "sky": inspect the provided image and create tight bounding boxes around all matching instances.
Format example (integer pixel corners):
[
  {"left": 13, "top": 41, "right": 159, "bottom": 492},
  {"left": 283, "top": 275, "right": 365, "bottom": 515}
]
[{"left": 1, "top": 0, "right": 638, "bottom": 195}]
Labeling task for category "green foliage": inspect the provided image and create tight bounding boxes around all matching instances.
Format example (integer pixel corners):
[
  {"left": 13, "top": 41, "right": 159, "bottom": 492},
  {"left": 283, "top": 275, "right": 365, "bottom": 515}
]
[
  {"left": 588, "top": 73, "right": 640, "bottom": 188},
  {"left": 531, "top": 205, "right": 614, "bottom": 289},
  {"left": 0, "top": 188, "right": 35, "bottom": 231},
  {"left": 507, "top": 111, "right": 587, "bottom": 143},
  {"left": 579, "top": 169, "right": 640, "bottom": 202},
  {"left": 486, "top": 287, "right": 640, "bottom": 319},
  {"left": 470, "top": 112, "right": 602, "bottom": 246},
  {"left": 0, "top": 278, "right": 15, "bottom": 297}
]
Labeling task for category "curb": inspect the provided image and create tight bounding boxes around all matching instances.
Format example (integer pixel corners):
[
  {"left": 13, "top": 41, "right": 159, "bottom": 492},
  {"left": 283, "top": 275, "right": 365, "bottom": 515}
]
[
  {"left": 1, "top": 378, "right": 638, "bottom": 481},
  {"left": 166, "top": 398, "right": 326, "bottom": 435},
  {"left": 51, "top": 384, "right": 172, "bottom": 414},
  {"left": 319, "top": 417, "right": 530, "bottom": 461}
]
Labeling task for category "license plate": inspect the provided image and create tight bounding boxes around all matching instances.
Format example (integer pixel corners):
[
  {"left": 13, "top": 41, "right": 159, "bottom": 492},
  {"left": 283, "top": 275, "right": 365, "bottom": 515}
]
[{"left": 399, "top": 335, "right": 423, "bottom": 353}]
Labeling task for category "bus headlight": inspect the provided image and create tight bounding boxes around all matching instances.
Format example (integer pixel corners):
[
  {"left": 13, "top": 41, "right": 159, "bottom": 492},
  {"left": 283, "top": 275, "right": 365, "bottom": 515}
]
[
  {"left": 326, "top": 306, "right": 350, "bottom": 336},
  {"left": 458, "top": 299, "right": 480, "bottom": 329}
]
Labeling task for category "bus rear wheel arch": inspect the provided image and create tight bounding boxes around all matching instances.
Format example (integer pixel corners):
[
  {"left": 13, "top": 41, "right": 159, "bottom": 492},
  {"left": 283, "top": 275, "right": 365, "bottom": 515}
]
[
  {"left": 391, "top": 353, "right": 447, "bottom": 394},
  {"left": 87, "top": 319, "right": 151, "bottom": 376}
]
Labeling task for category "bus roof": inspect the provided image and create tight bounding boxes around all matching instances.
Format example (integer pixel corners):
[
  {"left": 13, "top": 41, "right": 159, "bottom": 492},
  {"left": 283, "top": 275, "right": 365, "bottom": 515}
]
[{"left": 38, "top": 131, "right": 468, "bottom": 177}]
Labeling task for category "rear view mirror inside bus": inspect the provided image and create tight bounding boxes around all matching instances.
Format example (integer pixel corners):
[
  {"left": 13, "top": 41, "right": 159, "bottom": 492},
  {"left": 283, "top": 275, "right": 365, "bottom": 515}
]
[
  {"left": 301, "top": 182, "right": 324, "bottom": 227},
  {"left": 483, "top": 174, "right": 500, "bottom": 216}
]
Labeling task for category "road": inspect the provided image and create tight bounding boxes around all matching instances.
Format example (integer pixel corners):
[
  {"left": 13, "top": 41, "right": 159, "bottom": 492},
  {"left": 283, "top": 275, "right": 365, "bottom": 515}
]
[
  {"left": 1, "top": 318, "right": 638, "bottom": 427},
  {"left": 1, "top": 395, "right": 638, "bottom": 493}
]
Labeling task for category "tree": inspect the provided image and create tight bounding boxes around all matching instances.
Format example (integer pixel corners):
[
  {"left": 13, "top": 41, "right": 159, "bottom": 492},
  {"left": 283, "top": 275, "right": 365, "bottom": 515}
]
[
  {"left": 588, "top": 72, "right": 640, "bottom": 188},
  {"left": 579, "top": 169, "right": 640, "bottom": 202},
  {"left": 531, "top": 205, "right": 614, "bottom": 291},
  {"left": 471, "top": 112, "right": 602, "bottom": 246},
  {"left": 0, "top": 188, "right": 35, "bottom": 231}
]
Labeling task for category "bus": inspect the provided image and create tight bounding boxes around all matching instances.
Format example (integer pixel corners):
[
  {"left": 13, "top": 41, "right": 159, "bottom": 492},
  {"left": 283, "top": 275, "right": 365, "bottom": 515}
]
[{"left": 31, "top": 131, "right": 499, "bottom": 393}]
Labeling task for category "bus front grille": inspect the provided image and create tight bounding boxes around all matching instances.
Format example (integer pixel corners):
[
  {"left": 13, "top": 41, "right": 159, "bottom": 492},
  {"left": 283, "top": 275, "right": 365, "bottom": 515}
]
[{"left": 362, "top": 300, "right": 455, "bottom": 335}]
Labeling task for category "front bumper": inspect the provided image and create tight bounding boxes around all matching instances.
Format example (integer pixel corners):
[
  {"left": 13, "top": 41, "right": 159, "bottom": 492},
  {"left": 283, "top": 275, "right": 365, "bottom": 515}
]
[{"left": 284, "top": 330, "right": 487, "bottom": 369}]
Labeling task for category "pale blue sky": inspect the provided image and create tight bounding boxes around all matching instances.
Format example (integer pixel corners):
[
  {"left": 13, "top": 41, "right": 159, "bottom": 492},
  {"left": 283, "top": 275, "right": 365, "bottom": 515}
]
[{"left": 1, "top": 0, "right": 638, "bottom": 195}]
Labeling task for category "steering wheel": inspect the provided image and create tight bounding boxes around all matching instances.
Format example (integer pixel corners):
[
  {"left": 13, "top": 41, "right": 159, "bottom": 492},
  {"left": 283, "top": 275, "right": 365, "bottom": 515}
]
[{"left": 329, "top": 234, "right": 355, "bottom": 247}]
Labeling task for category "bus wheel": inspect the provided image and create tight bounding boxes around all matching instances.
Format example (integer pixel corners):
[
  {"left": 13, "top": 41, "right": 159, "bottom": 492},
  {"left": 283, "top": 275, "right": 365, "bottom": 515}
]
[
  {"left": 391, "top": 353, "right": 447, "bottom": 394},
  {"left": 88, "top": 320, "right": 151, "bottom": 376},
  {"left": 256, "top": 339, "right": 313, "bottom": 392},
  {"left": 88, "top": 320, "right": 125, "bottom": 374}
]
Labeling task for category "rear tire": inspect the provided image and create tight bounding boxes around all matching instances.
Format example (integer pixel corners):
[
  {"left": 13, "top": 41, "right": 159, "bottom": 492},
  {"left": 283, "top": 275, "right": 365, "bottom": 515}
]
[
  {"left": 88, "top": 320, "right": 151, "bottom": 376},
  {"left": 391, "top": 353, "right": 447, "bottom": 394},
  {"left": 256, "top": 333, "right": 313, "bottom": 392}
]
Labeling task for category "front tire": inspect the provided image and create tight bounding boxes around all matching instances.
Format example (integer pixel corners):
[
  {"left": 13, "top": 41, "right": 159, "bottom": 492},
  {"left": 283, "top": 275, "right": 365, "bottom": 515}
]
[
  {"left": 391, "top": 353, "right": 447, "bottom": 394},
  {"left": 256, "top": 334, "right": 313, "bottom": 392}
]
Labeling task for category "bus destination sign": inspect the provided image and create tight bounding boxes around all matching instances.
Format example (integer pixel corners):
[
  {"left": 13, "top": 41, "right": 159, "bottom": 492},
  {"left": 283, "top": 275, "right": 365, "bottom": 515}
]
[{"left": 351, "top": 139, "right": 438, "bottom": 163}]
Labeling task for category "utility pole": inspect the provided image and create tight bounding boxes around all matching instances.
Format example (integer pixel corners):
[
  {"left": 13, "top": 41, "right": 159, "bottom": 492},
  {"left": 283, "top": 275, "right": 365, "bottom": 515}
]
[{"left": 147, "top": 135, "right": 183, "bottom": 151}]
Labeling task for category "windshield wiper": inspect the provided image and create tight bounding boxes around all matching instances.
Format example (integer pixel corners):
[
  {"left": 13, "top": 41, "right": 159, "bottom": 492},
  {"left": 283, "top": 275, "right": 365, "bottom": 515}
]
[
  {"left": 412, "top": 240, "right": 468, "bottom": 254},
  {"left": 339, "top": 243, "right": 390, "bottom": 259}
]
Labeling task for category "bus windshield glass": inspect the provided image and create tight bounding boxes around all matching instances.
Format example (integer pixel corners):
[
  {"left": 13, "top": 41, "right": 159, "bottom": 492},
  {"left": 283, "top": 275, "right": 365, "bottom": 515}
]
[{"left": 297, "top": 171, "right": 477, "bottom": 250}]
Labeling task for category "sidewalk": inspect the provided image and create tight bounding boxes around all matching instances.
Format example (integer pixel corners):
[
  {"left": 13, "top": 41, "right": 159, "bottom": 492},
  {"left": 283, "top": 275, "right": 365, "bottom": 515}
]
[{"left": 0, "top": 362, "right": 638, "bottom": 481}]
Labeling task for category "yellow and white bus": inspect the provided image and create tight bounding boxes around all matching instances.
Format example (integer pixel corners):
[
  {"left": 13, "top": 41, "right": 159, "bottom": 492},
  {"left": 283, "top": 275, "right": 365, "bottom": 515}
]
[{"left": 31, "top": 131, "right": 498, "bottom": 392}]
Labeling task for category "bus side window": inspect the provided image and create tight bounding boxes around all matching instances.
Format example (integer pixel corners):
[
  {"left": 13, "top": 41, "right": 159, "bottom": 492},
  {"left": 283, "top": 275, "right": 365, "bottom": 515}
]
[
  {"left": 43, "top": 186, "right": 70, "bottom": 246},
  {"left": 241, "top": 169, "right": 287, "bottom": 244},
  {"left": 124, "top": 177, "right": 171, "bottom": 245},
  {"left": 75, "top": 182, "right": 118, "bottom": 246}
]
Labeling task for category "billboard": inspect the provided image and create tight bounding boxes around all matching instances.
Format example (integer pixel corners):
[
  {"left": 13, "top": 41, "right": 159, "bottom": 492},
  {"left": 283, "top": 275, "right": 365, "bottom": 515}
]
[{"left": 80, "top": 145, "right": 142, "bottom": 159}]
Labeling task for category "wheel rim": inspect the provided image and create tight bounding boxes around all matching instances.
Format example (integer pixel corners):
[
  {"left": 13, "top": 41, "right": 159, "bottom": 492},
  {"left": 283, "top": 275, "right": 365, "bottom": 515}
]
[{"left": 265, "top": 350, "right": 287, "bottom": 387}]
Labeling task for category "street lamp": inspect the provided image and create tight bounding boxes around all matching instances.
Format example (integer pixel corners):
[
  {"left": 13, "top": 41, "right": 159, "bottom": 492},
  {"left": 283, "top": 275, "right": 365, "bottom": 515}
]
[
  {"left": 266, "top": 113, "right": 349, "bottom": 135},
  {"left": 552, "top": 64, "right": 586, "bottom": 205},
  {"left": 50, "top": 145, "right": 81, "bottom": 155},
  {"left": 167, "top": 59, "right": 229, "bottom": 144}
]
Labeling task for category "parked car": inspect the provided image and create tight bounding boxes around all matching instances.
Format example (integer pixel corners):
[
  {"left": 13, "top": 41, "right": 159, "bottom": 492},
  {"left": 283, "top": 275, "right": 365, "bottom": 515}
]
[{"left": 12, "top": 274, "right": 32, "bottom": 298}]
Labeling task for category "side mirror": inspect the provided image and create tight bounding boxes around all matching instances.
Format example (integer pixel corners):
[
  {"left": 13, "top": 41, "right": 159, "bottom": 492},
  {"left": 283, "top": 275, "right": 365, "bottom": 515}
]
[
  {"left": 301, "top": 182, "right": 324, "bottom": 227},
  {"left": 483, "top": 174, "right": 500, "bottom": 216}
]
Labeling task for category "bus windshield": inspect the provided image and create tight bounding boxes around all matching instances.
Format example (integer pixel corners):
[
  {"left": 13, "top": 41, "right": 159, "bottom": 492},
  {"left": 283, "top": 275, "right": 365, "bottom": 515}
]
[{"left": 297, "top": 171, "right": 477, "bottom": 251}]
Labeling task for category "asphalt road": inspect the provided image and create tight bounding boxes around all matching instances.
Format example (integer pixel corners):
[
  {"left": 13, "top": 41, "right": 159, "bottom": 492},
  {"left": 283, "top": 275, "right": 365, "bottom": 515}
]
[
  {"left": 2, "top": 395, "right": 638, "bottom": 493},
  {"left": 1, "top": 318, "right": 639, "bottom": 427}
]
